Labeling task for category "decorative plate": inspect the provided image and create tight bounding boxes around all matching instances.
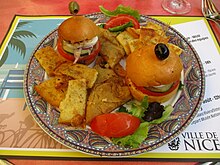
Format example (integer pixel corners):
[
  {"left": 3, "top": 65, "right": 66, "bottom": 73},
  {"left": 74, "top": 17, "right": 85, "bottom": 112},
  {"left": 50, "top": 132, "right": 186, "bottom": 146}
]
[{"left": 23, "top": 13, "right": 205, "bottom": 157}]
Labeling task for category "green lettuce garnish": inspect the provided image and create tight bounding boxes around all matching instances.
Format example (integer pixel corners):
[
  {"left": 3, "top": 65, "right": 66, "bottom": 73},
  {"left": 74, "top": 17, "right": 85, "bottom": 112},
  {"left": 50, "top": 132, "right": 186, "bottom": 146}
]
[
  {"left": 112, "top": 122, "right": 150, "bottom": 148},
  {"left": 128, "top": 96, "right": 148, "bottom": 120},
  {"left": 118, "top": 96, "right": 148, "bottom": 120},
  {"left": 99, "top": 5, "right": 140, "bottom": 21},
  {"left": 149, "top": 105, "right": 174, "bottom": 124},
  {"left": 114, "top": 97, "right": 174, "bottom": 148}
]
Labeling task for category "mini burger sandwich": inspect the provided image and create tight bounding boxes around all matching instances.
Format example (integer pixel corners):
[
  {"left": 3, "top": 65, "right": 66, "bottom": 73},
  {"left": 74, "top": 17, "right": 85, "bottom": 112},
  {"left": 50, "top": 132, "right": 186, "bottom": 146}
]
[
  {"left": 126, "top": 43, "right": 183, "bottom": 103},
  {"left": 57, "top": 16, "right": 101, "bottom": 65}
]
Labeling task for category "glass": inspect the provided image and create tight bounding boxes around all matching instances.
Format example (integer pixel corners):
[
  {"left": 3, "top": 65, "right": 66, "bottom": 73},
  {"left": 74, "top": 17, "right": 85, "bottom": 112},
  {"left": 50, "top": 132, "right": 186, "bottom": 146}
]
[{"left": 162, "top": 0, "right": 191, "bottom": 14}]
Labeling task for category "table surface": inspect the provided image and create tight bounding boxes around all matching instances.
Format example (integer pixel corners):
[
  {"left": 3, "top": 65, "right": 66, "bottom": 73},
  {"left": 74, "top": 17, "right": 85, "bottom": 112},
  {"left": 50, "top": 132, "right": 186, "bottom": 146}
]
[{"left": 1, "top": 0, "right": 220, "bottom": 164}]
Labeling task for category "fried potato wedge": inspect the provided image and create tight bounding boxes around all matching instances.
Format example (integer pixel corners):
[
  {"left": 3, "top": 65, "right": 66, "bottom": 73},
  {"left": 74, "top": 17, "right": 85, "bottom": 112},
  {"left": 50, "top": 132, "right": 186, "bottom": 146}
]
[
  {"left": 99, "top": 28, "right": 120, "bottom": 46},
  {"left": 116, "top": 31, "right": 135, "bottom": 55},
  {"left": 34, "top": 46, "right": 67, "bottom": 76},
  {"left": 86, "top": 77, "right": 131, "bottom": 124},
  {"left": 54, "top": 62, "right": 98, "bottom": 88},
  {"left": 59, "top": 79, "right": 87, "bottom": 127},
  {"left": 94, "top": 65, "right": 117, "bottom": 84},
  {"left": 99, "top": 29, "right": 125, "bottom": 68},
  {"left": 127, "top": 39, "right": 143, "bottom": 53},
  {"left": 113, "top": 63, "right": 126, "bottom": 77},
  {"left": 145, "top": 22, "right": 163, "bottom": 31},
  {"left": 140, "top": 28, "right": 169, "bottom": 44},
  {"left": 34, "top": 76, "right": 68, "bottom": 107},
  {"left": 126, "top": 27, "right": 140, "bottom": 39},
  {"left": 124, "top": 22, "right": 170, "bottom": 53},
  {"left": 167, "top": 43, "right": 183, "bottom": 56},
  {"left": 100, "top": 40, "right": 125, "bottom": 68}
]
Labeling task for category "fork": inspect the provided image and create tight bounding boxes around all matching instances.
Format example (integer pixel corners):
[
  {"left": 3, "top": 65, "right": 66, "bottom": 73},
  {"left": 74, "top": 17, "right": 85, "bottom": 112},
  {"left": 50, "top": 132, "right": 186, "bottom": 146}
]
[{"left": 202, "top": 0, "right": 220, "bottom": 28}]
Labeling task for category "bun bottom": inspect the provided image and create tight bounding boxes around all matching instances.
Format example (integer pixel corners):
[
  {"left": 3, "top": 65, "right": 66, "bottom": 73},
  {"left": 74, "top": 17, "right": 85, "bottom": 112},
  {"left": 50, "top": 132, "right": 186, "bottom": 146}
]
[{"left": 126, "top": 77, "right": 179, "bottom": 103}]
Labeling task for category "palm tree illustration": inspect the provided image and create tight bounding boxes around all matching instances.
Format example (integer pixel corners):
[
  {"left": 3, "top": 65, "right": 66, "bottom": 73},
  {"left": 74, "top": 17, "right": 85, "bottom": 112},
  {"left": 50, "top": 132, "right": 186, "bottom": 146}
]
[{"left": 0, "top": 21, "right": 37, "bottom": 67}]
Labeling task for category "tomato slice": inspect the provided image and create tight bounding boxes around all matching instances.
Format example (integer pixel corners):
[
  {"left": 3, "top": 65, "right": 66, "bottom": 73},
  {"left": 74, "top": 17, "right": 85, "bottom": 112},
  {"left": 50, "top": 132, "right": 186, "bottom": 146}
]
[
  {"left": 57, "top": 38, "right": 101, "bottom": 64},
  {"left": 57, "top": 38, "right": 74, "bottom": 61},
  {"left": 136, "top": 81, "right": 180, "bottom": 97},
  {"left": 104, "top": 14, "right": 140, "bottom": 29},
  {"left": 90, "top": 113, "right": 140, "bottom": 138}
]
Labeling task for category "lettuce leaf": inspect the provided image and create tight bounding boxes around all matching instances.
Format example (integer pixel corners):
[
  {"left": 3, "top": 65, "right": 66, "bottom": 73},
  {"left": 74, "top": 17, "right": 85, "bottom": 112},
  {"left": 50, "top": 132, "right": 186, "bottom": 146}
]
[
  {"left": 117, "top": 97, "right": 148, "bottom": 121},
  {"left": 127, "top": 96, "right": 148, "bottom": 120},
  {"left": 112, "top": 104, "right": 174, "bottom": 148},
  {"left": 113, "top": 97, "right": 174, "bottom": 148},
  {"left": 112, "top": 122, "right": 150, "bottom": 148},
  {"left": 99, "top": 5, "right": 140, "bottom": 21}
]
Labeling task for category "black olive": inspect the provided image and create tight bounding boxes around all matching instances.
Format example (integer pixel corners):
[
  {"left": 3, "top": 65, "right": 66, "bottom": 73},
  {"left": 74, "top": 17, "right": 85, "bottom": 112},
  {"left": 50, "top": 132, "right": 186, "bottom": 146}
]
[
  {"left": 154, "top": 43, "right": 169, "bottom": 60},
  {"left": 143, "top": 102, "right": 165, "bottom": 122}
]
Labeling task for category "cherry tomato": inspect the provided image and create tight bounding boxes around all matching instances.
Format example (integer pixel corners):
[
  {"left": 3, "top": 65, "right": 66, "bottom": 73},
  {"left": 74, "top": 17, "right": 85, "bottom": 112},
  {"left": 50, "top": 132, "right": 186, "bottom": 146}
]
[
  {"left": 136, "top": 81, "right": 180, "bottom": 97},
  {"left": 90, "top": 113, "right": 140, "bottom": 138},
  {"left": 57, "top": 38, "right": 101, "bottom": 65},
  {"left": 104, "top": 14, "right": 140, "bottom": 29}
]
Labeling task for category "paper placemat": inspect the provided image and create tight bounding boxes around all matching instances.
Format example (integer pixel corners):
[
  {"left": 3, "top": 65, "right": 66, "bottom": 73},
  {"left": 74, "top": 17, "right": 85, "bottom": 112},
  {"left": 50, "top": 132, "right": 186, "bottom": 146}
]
[{"left": 0, "top": 15, "right": 219, "bottom": 160}]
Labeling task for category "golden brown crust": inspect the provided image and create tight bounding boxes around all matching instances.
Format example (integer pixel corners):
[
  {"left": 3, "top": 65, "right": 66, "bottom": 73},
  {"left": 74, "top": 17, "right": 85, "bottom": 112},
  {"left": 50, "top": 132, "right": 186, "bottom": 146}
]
[
  {"left": 126, "top": 44, "right": 183, "bottom": 87},
  {"left": 34, "top": 77, "right": 68, "bottom": 107},
  {"left": 58, "top": 79, "right": 87, "bottom": 128},
  {"left": 86, "top": 76, "right": 131, "bottom": 124},
  {"left": 34, "top": 46, "right": 68, "bottom": 76},
  {"left": 58, "top": 16, "right": 100, "bottom": 43},
  {"left": 126, "top": 77, "right": 179, "bottom": 103},
  {"left": 54, "top": 62, "right": 98, "bottom": 88}
]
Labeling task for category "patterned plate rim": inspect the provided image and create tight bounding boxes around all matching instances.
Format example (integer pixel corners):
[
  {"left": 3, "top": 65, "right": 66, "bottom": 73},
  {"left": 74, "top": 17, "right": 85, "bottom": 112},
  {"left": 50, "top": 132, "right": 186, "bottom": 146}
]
[{"left": 23, "top": 13, "right": 205, "bottom": 157}]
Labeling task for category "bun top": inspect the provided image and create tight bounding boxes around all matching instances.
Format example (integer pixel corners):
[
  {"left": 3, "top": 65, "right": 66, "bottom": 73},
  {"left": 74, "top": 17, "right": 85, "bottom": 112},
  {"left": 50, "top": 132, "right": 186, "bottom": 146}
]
[
  {"left": 126, "top": 44, "right": 183, "bottom": 87},
  {"left": 58, "top": 16, "right": 100, "bottom": 43}
]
